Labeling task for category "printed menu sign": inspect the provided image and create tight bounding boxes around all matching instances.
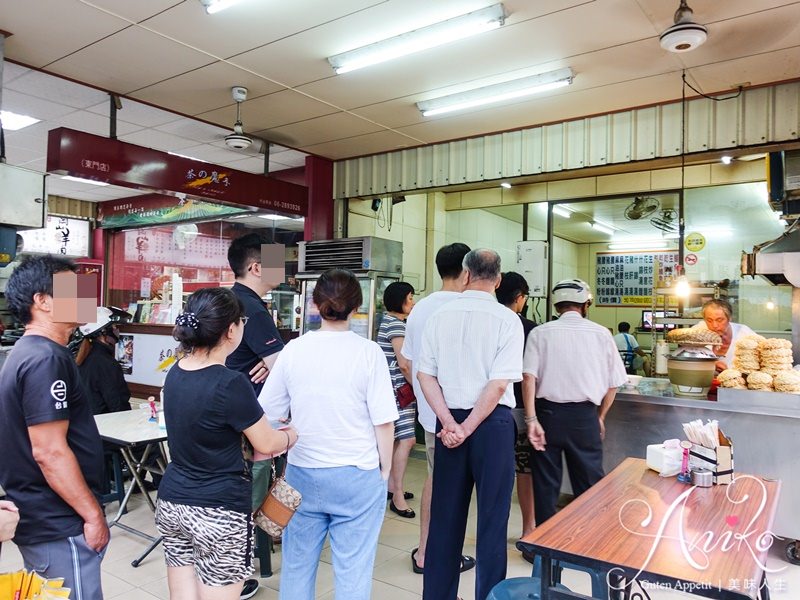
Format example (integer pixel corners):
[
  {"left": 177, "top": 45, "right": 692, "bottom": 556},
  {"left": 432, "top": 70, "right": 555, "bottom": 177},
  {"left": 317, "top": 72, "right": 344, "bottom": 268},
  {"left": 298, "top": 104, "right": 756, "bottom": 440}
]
[{"left": 596, "top": 250, "right": 679, "bottom": 306}]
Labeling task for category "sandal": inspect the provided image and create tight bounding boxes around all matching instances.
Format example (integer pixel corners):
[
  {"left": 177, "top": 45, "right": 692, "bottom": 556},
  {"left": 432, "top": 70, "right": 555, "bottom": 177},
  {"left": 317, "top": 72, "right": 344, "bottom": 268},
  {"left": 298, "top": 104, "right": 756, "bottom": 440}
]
[
  {"left": 410, "top": 548, "right": 475, "bottom": 574},
  {"left": 387, "top": 491, "right": 414, "bottom": 500}
]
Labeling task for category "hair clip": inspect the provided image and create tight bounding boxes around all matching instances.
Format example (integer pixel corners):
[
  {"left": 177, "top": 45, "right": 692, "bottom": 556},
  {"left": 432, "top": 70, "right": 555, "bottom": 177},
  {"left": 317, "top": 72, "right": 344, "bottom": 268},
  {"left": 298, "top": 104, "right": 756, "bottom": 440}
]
[{"left": 176, "top": 312, "right": 199, "bottom": 329}]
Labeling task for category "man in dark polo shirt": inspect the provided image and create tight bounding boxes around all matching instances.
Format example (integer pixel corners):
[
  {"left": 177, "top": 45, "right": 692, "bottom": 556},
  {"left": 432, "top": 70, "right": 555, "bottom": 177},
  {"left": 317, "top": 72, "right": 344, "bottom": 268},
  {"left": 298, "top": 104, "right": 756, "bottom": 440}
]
[
  {"left": 226, "top": 233, "right": 285, "bottom": 395},
  {"left": 225, "top": 233, "right": 285, "bottom": 599},
  {"left": 0, "top": 256, "right": 107, "bottom": 599}
]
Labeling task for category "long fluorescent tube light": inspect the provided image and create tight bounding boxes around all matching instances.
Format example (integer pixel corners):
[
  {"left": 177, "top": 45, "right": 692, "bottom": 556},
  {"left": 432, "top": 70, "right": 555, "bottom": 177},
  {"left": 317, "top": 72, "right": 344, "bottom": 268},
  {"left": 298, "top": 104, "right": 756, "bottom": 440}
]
[
  {"left": 259, "top": 214, "right": 291, "bottom": 221},
  {"left": 0, "top": 110, "right": 40, "bottom": 131},
  {"left": 61, "top": 176, "right": 109, "bottom": 187},
  {"left": 590, "top": 221, "right": 614, "bottom": 235},
  {"left": 552, "top": 205, "right": 572, "bottom": 218},
  {"left": 169, "top": 151, "right": 203, "bottom": 162},
  {"left": 328, "top": 3, "right": 506, "bottom": 75},
  {"left": 608, "top": 241, "right": 669, "bottom": 251},
  {"left": 417, "top": 68, "right": 573, "bottom": 117},
  {"left": 200, "top": 0, "right": 247, "bottom": 14}
]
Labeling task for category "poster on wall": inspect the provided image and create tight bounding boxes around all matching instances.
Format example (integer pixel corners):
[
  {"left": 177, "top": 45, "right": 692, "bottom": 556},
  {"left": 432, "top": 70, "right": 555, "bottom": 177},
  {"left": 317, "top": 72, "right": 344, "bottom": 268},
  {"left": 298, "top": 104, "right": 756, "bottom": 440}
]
[
  {"left": 119, "top": 332, "right": 182, "bottom": 387},
  {"left": 116, "top": 335, "right": 134, "bottom": 375},
  {"left": 595, "top": 250, "right": 679, "bottom": 306},
  {"left": 18, "top": 216, "right": 90, "bottom": 257}
]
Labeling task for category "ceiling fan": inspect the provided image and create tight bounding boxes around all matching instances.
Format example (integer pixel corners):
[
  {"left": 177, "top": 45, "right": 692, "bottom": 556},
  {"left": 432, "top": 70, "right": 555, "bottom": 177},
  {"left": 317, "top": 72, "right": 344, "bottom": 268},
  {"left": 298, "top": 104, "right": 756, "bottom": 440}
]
[
  {"left": 624, "top": 196, "right": 660, "bottom": 220},
  {"left": 650, "top": 208, "right": 679, "bottom": 233},
  {"left": 223, "top": 86, "right": 253, "bottom": 150}
]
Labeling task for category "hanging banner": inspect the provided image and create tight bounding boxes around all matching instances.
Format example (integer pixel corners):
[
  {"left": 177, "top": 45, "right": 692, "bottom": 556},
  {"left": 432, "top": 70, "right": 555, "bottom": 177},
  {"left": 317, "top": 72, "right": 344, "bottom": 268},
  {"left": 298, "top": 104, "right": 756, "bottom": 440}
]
[
  {"left": 47, "top": 128, "right": 308, "bottom": 216},
  {"left": 97, "top": 194, "right": 247, "bottom": 228},
  {"left": 595, "top": 250, "right": 679, "bottom": 306}
]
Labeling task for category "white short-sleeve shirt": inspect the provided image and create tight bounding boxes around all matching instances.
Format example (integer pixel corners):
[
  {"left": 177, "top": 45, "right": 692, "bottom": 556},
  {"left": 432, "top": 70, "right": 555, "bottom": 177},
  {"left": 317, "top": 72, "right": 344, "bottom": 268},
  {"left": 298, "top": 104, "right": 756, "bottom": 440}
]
[
  {"left": 692, "top": 321, "right": 757, "bottom": 367},
  {"left": 417, "top": 290, "right": 523, "bottom": 411},
  {"left": 400, "top": 291, "right": 461, "bottom": 432},
  {"left": 523, "top": 311, "right": 628, "bottom": 405},
  {"left": 258, "top": 330, "right": 398, "bottom": 470}
]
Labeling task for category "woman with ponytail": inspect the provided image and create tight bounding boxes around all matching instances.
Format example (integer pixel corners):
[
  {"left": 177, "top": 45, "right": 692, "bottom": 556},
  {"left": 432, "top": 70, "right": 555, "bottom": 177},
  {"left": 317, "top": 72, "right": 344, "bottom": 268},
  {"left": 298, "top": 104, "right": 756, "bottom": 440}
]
[{"left": 155, "top": 287, "right": 298, "bottom": 600}]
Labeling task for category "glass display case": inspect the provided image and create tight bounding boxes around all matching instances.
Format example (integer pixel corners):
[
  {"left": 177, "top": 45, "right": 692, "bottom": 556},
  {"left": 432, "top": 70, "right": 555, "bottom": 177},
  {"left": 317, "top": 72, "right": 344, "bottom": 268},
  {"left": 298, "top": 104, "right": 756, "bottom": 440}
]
[
  {"left": 299, "top": 271, "right": 399, "bottom": 340},
  {"left": 264, "top": 289, "right": 301, "bottom": 331}
]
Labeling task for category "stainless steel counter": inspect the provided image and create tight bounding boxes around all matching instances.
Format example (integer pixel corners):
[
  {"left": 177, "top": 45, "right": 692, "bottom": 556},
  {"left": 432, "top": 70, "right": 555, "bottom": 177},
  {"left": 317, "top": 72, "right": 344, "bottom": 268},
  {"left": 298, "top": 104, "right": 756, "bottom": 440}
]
[{"left": 602, "top": 378, "right": 799, "bottom": 539}]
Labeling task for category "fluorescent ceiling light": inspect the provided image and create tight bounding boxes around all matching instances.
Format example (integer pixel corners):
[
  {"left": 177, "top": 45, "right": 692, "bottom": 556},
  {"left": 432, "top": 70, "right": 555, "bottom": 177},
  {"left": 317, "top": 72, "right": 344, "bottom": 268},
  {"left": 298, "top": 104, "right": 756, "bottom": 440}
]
[
  {"left": 664, "top": 232, "right": 680, "bottom": 239},
  {"left": 552, "top": 205, "right": 572, "bottom": 218},
  {"left": 0, "top": 110, "right": 40, "bottom": 131},
  {"left": 61, "top": 176, "right": 109, "bottom": 187},
  {"left": 608, "top": 241, "right": 669, "bottom": 251},
  {"left": 417, "top": 68, "right": 573, "bottom": 117},
  {"left": 720, "top": 155, "right": 733, "bottom": 165},
  {"left": 590, "top": 221, "right": 614, "bottom": 235},
  {"left": 200, "top": 0, "right": 247, "bottom": 14},
  {"left": 500, "top": 182, "right": 512, "bottom": 189},
  {"left": 328, "top": 4, "right": 506, "bottom": 74}
]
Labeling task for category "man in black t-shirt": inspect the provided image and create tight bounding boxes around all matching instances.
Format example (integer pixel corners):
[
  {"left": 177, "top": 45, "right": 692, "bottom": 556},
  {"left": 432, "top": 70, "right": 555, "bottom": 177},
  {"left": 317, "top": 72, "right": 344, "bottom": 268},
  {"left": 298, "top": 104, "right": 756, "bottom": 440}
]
[
  {"left": 226, "top": 233, "right": 285, "bottom": 396},
  {"left": 0, "top": 256, "right": 107, "bottom": 599},
  {"left": 225, "top": 234, "right": 285, "bottom": 599}
]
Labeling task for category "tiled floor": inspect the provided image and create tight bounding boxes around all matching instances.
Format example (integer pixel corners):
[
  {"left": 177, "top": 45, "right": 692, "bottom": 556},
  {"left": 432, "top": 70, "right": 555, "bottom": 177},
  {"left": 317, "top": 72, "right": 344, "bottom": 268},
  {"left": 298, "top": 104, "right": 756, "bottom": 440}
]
[{"left": 2, "top": 451, "right": 798, "bottom": 599}]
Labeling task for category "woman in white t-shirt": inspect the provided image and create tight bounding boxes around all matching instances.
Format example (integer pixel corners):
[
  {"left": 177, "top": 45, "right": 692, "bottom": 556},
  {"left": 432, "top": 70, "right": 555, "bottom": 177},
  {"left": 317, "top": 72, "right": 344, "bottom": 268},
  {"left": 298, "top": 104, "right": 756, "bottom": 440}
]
[{"left": 259, "top": 269, "right": 398, "bottom": 600}]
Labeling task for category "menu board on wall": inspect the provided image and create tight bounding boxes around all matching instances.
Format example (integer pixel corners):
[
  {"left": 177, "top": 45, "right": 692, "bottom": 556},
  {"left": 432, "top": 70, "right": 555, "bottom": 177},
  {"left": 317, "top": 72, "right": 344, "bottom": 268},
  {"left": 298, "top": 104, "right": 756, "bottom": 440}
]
[{"left": 595, "top": 250, "right": 679, "bottom": 306}]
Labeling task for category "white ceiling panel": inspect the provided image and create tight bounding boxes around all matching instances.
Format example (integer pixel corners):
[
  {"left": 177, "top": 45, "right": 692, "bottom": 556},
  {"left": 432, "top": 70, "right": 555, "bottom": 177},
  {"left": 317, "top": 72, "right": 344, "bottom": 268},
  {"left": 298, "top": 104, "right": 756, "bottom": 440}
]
[
  {"left": 197, "top": 90, "right": 339, "bottom": 132},
  {"left": 5, "top": 69, "right": 109, "bottom": 109},
  {"left": 157, "top": 118, "right": 230, "bottom": 144},
  {"left": 119, "top": 128, "right": 200, "bottom": 152},
  {"left": 1, "top": 88, "right": 83, "bottom": 121},
  {"left": 3, "top": 145, "right": 44, "bottom": 165},
  {"left": 128, "top": 61, "right": 287, "bottom": 115},
  {"left": 47, "top": 27, "right": 215, "bottom": 95},
  {"left": 2, "top": 61, "right": 31, "bottom": 84},
  {"left": 302, "top": 129, "right": 424, "bottom": 158},
  {"left": 270, "top": 149, "right": 308, "bottom": 168},
  {"left": 58, "top": 110, "right": 144, "bottom": 138},
  {"left": 258, "top": 111, "right": 389, "bottom": 149},
  {"left": 0, "top": 0, "right": 128, "bottom": 67},
  {"left": 86, "top": 98, "right": 183, "bottom": 128},
  {"left": 141, "top": 0, "right": 384, "bottom": 61},
  {"left": 86, "top": 0, "right": 184, "bottom": 23},
  {"left": 178, "top": 142, "right": 252, "bottom": 164}
]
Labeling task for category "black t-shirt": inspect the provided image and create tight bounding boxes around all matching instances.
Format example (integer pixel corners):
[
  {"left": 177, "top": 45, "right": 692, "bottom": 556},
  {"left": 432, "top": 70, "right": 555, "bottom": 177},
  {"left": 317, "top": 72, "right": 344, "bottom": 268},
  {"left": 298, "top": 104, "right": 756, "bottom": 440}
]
[
  {"left": 225, "top": 282, "right": 284, "bottom": 395},
  {"left": 78, "top": 341, "right": 132, "bottom": 415},
  {"left": 157, "top": 363, "right": 265, "bottom": 513},
  {"left": 0, "top": 335, "right": 104, "bottom": 545},
  {"left": 514, "top": 315, "right": 537, "bottom": 409}
]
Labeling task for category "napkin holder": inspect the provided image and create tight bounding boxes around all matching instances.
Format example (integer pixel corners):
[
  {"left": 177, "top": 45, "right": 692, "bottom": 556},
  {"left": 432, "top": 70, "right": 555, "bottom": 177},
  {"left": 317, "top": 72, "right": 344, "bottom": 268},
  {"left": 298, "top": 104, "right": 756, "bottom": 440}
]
[
  {"left": 688, "top": 429, "right": 733, "bottom": 484},
  {"left": 646, "top": 441, "right": 683, "bottom": 475}
]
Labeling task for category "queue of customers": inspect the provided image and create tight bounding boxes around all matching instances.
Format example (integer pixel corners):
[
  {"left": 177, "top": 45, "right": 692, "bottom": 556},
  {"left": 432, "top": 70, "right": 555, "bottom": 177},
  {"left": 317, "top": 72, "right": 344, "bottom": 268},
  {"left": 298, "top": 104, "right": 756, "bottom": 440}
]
[{"left": 0, "top": 238, "right": 627, "bottom": 600}]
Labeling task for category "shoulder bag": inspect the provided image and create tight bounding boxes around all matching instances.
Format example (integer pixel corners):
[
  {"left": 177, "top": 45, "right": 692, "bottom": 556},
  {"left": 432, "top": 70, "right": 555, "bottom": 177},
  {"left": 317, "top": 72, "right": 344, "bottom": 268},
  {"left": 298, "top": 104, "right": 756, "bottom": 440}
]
[{"left": 254, "top": 436, "right": 302, "bottom": 537}]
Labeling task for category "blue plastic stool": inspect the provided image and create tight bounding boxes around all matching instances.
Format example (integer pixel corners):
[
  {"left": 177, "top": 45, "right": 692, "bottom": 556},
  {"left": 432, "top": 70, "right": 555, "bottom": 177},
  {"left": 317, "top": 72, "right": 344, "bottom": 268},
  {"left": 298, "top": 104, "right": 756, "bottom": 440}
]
[
  {"left": 527, "top": 553, "right": 608, "bottom": 600},
  {"left": 486, "top": 577, "right": 570, "bottom": 600}
]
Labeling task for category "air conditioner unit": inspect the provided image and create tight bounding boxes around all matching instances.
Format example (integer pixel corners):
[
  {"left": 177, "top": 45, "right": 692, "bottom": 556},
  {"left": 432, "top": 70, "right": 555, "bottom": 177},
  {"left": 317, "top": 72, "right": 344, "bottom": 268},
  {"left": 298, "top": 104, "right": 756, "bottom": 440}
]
[{"left": 298, "top": 237, "right": 403, "bottom": 273}]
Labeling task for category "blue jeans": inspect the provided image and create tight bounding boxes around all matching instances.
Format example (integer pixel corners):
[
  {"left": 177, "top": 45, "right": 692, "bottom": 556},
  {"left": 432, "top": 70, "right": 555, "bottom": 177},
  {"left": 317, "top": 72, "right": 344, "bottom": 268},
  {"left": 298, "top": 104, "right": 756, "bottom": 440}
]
[{"left": 279, "top": 464, "right": 387, "bottom": 600}]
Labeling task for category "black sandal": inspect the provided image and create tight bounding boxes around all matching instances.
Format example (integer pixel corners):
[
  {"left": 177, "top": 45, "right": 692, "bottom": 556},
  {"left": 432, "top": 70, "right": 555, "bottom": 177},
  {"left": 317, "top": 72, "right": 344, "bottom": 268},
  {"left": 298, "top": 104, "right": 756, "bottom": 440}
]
[
  {"left": 410, "top": 548, "right": 475, "bottom": 574},
  {"left": 387, "top": 491, "right": 414, "bottom": 500}
]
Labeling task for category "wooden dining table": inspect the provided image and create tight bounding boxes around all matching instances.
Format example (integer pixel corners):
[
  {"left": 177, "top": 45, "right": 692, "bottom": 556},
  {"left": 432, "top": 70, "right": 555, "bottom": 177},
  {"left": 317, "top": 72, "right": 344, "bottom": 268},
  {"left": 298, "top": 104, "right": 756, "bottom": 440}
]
[{"left": 517, "top": 458, "right": 782, "bottom": 600}]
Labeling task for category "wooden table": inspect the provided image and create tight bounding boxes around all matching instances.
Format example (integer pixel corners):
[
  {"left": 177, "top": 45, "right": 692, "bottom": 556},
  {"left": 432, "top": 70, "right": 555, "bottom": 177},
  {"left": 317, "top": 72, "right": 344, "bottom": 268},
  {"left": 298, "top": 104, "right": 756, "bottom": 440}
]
[
  {"left": 517, "top": 458, "right": 781, "bottom": 600},
  {"left": 94, "top": 410, "right": 168, "bottom": 567}
]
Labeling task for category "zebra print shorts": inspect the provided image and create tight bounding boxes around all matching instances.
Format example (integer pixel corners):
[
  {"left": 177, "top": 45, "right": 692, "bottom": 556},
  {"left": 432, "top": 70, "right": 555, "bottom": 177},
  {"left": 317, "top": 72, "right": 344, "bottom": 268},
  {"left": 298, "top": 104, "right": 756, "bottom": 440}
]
[{"left": 155, "top": 499, "right": 254, "bottom": 586}]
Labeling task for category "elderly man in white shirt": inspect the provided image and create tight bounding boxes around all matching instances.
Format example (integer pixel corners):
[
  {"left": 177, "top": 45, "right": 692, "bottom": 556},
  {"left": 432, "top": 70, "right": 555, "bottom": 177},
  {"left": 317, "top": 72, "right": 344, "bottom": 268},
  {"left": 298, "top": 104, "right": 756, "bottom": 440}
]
[
  {"left": 418, "top": 249, "right": 523, "bottom": 600},
  {"left": 522, "top": 279, "right": 627, "bottom": 526},
  {"left": 400, "top": 243, "right": 475, "bottom": 576}
]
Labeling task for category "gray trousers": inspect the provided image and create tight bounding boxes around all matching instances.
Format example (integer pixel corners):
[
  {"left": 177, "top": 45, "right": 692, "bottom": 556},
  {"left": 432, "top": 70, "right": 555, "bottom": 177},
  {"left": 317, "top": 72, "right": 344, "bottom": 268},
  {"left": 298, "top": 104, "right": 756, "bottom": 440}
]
[{"left": 17, "top": 534, "right": 106, "bottom": 600}]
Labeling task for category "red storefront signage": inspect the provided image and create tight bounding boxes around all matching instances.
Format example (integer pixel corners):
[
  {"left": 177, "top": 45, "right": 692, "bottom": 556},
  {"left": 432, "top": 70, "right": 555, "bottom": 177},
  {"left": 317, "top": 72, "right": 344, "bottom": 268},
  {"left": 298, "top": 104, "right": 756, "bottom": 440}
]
[{"left": 47, "top": 128, "right": 307, "bottom": 216}]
